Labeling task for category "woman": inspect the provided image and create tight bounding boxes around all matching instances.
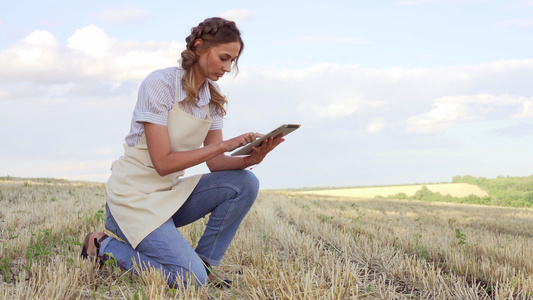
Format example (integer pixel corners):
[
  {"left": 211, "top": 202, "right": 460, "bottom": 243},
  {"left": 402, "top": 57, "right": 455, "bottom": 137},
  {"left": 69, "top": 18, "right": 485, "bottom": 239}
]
[{"left": 80, "top": 17, "right": 284, "bottom": 288}]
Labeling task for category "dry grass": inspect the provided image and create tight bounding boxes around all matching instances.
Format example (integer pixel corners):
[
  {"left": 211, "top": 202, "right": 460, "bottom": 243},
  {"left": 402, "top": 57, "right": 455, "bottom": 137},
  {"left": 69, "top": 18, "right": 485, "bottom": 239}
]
[
  {"left": 298, "top": 183, "right": 489, "bottom": 198},
  {"left": 1, "top": 179, "right": 532, "bottom": 299}
]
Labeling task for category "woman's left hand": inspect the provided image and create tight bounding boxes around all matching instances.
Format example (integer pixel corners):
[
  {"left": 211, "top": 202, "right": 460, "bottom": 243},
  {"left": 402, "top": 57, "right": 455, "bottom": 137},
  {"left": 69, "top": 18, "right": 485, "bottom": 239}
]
[{"left": 246, "top": 133, "right": 286, "bottom": 165}]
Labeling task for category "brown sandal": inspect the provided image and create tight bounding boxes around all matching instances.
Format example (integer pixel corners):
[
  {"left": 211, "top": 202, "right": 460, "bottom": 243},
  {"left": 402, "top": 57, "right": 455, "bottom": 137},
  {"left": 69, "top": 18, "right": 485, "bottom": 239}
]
[{"left": 80, "top": 232, "right": 108, "bottom": 265}]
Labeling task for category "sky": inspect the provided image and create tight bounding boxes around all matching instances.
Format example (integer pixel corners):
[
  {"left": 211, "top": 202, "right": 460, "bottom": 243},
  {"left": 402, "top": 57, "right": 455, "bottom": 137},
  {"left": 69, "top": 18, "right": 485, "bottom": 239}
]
[{"left": 1, "top": 0, "right": 532, "bottom": 189}]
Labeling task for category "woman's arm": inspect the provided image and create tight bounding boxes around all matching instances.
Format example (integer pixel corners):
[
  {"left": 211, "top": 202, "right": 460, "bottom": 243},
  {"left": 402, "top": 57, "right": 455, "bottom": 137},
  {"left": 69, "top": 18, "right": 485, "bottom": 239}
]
[
  {"left": 144, "top": 122, "right": 257, "bottom": 176},
  {"left": 205, "top": 129, "right": 285, "bottom": 172}
]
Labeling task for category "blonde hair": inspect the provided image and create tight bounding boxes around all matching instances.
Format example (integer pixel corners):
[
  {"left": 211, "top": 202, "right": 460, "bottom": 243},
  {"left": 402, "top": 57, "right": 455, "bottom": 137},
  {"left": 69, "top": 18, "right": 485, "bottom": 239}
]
[{"left": 180, "top": 17, "right": 244, "bottom": 116}]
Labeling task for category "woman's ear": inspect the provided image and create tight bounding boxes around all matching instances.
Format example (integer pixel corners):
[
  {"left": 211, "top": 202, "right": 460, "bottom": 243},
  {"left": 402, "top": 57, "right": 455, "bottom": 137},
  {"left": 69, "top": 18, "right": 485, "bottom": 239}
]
[{"left": 194, "top": 38, "right": 203, "bottom": 54}]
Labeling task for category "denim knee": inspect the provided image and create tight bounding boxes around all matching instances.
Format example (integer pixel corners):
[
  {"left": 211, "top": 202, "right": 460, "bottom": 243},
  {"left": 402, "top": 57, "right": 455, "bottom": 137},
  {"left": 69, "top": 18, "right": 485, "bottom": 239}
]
[{"left": 236, "top": 169, "right": 260, "bottom": 200}]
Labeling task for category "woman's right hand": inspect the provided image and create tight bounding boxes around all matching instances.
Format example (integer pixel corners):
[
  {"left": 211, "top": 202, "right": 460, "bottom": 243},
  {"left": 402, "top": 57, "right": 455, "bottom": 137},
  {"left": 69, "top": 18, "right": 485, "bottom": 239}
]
[{"left": 221, "top": 132, "right": 259, "bottom": 152}]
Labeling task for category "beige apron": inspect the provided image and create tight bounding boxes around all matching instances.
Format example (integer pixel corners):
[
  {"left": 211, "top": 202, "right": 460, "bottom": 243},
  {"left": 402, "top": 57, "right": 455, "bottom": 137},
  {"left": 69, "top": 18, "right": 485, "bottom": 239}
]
[{"left": 107, "top": 69, "right": 213, "bottom": 248}]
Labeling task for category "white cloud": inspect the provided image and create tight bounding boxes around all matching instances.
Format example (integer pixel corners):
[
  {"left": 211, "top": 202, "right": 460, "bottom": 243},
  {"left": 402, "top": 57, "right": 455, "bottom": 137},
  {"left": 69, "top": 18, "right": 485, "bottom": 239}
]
[
  {"left": 17, "top": 30, "right": 59, "bottom": 65},
  {"left": 220, "top": 9, "right": 254, "bottom": 22},
  {"left": 97, "top": 6, "right": 149, "bottom": 24},
  {"left": 220, "top": 60, "right": 533, "bottom": 138},
  {"left": 303, "top": 98, "right": 361, "bottom": 120},
  {"left": 23, "top": 29, "right": 57, "bottom": 46},
  {"left": 68, "top": 25, "right": 112, "bottom": 57},
  {"left": 367, "top": 118, "right": 387, "bottom": 134},
  {"left": 0, "top": 25, "right": 183, "bottom": 83},
  {"left": 406, "top": 94, "right": 528, "bottom": 133},
  {"left": 407, "top": 101, "right": 472, "bottom": 133},
  {"left": 0, "top": 54, "right": 531, "bottom": 187},
  {"left": 280, "top": 35, "right": 370, "bottom": 45},
  {"left": 512, "top": 100, "right": 533, "bottom": 118},
  {"left": 1, "top": 26, "right": 533, "bottom": 186},
  {"left": 0, "top": 29, "right": 59, "bottom": 69}
]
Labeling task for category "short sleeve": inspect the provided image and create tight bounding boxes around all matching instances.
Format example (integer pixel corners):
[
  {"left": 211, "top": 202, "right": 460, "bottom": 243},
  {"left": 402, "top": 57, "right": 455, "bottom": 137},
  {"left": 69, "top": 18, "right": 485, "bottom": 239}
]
[
  {"left": 210, "top": 113, "right": 223, "bottom": 130},
  {"left": 134, "top": 70, "right": 175, "bottom": 126}
]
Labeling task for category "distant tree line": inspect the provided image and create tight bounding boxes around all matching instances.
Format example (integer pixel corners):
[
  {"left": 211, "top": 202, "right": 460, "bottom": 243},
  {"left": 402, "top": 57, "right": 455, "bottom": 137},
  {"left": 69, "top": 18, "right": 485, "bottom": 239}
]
[{"left": 386, "top": 175, "right": 533, "bottom": 208}]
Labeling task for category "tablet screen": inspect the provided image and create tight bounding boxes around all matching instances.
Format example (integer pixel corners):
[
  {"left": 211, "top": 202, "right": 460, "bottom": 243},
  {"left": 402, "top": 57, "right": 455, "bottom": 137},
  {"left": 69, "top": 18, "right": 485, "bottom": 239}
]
[{"left": 230, "top": 124, "right": 301, "bottom": 156}]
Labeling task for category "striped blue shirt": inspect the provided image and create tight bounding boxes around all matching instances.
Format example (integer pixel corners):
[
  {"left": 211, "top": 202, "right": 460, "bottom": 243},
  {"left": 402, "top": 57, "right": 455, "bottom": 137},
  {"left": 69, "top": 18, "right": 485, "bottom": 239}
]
[{"left": 125, "top": 67, "right": 224, "bottom": 147}]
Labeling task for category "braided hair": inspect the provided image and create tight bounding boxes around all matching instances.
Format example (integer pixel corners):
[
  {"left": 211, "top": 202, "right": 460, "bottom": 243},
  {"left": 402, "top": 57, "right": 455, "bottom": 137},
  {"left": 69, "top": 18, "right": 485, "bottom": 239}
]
[{"left": 180, "top": 17, "right": 244, "bottom": 116}]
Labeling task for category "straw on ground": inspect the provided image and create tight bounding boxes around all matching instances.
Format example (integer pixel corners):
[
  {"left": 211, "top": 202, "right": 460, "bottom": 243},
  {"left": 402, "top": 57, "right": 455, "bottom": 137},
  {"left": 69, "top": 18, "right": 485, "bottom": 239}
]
[{"left": 1, "top": 178, "right": 532, "bottom": 299}]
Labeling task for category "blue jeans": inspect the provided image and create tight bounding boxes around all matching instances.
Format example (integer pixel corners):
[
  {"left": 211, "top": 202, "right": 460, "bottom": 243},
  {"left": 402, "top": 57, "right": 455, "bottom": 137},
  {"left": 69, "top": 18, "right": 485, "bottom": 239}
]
[{"left": 99, "top": 170, "right": 259, "bottom": 287}]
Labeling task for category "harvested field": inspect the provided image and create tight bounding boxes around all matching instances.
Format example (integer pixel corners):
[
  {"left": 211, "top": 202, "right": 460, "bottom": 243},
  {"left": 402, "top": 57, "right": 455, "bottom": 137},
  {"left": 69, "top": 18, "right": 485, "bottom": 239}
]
[
  {"left": 299, "top": 183, "right": 489, "bottom": 198},
  {"left": 1, "top": 178, "right": 532, "bottom": 299}
]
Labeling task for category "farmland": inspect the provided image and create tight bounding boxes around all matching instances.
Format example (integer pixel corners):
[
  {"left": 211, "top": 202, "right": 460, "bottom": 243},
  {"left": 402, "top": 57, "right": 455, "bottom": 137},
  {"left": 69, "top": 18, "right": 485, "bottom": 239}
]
[
  {"left": 1, "top": 177, "right": 532, "bottom": 299},
  {"left": 297, "top": 183, "right": 489, "bottom": 198}
]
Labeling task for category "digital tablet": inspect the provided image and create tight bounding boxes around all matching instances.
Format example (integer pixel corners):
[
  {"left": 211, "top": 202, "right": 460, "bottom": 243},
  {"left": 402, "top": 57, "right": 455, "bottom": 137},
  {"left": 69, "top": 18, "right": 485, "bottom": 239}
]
[{"left": 231, "top": 124, "right": 301, "bottom": 156}]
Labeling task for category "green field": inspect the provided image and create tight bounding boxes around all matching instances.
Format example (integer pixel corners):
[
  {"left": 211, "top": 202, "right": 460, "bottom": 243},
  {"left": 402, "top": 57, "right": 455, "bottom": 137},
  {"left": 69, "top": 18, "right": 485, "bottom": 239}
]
[
  {"left": 298, "top": 182, "right": 488, "bottom": 198},
  {"left": 294, "top": 175, "right": 533, "bottom": 208}
]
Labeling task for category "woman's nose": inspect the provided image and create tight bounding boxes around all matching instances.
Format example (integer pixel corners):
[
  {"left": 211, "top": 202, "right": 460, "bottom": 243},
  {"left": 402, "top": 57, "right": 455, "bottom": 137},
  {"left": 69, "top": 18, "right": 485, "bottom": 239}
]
[{"left": 223, "top": 61, "right": 232, "bottom": 72}]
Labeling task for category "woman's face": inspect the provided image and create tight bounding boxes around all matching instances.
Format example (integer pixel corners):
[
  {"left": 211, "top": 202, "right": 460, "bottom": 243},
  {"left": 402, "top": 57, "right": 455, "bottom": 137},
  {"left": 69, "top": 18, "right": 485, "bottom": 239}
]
[{"left": 195, "top": 41, "right": 241, "bottom": 82}]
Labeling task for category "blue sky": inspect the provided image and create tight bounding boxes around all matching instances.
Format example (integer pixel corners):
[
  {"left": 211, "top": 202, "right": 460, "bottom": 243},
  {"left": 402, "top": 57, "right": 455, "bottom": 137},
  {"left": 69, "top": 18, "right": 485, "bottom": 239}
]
[{"left": 1, "top": 0, "right": 532, "bottom": 188}]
